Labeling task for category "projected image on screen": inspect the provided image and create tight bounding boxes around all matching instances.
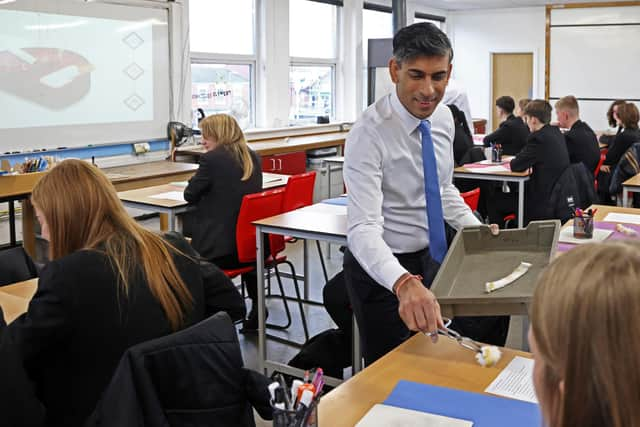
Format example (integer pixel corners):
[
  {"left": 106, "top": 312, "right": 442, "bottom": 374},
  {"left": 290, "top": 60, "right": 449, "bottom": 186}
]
[
  {"left": 0, "top": 9, "right": 154, "bottom": 130},
  {"left": 0, "top": 47, "right": 94, "bottom": 110}
]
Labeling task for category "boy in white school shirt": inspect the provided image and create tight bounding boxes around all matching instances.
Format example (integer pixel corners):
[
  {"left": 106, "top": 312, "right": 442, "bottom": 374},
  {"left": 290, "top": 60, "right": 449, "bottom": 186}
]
[{"left": 343, "top": 23, "right": 498, "bottom": 365}]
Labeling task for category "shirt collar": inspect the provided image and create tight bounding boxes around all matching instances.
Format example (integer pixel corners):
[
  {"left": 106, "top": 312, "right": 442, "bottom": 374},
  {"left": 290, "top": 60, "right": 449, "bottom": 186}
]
[{"left": 390, "top": 90, "right": 425, "bottom": 135}]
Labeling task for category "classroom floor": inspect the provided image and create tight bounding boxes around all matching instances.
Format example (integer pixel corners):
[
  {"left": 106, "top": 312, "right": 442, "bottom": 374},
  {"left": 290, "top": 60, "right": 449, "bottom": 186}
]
[{"left": 0, "top": 205, "right": 525, "bottom": 426}]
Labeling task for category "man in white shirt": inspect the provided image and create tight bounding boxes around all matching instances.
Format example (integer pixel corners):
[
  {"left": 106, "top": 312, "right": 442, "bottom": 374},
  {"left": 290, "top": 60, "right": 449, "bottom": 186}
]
[{"left": 344, "top": 23, "right": 490, "bottom": 364}]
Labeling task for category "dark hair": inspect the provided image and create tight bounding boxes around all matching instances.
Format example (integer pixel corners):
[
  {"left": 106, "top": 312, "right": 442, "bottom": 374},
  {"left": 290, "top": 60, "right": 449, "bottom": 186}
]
[
  {"left": 496, "top": 96, "right": 515, "bottom": 114},
  {"left": 618, "top": 103, "right": 639, "bottom": 130},
  {"left": 607, "top": 100, "right": 626, "bottom": 127},
  {"left": 393, "top": 22, "right": 453, "bottom": 65},
  {"left": 524, "top": 99, "right": 552, "bottom": 125}
]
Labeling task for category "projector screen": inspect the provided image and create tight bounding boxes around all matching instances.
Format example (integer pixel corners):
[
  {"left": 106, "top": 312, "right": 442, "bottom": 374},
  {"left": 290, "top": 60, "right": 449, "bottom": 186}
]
[{"left": 0, "top": 0, "right": 171, "bottom": 152}]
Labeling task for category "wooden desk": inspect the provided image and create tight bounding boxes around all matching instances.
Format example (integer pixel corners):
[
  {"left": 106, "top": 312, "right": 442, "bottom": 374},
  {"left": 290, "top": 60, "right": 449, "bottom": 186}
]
[
  {"left": 622, "top": 174, "right": 640, "bottom": 207},
  {"left": 454, "top": 162, "right": 530, "bottom": 228},
  {"left": 117, "top": 172, "right": 289, "bottom": 231},
  {"left": 177, "top": 131, "right": 348, "bottom": 157},
  {"left": 557, "top": 204, "right": 640, "bottom": 256},
  {"left": 0, "top": 278, "right": 37, "bottom": 323},
  {"left": 14, "top": 161, "right": 198, "bottom": 257},
  {"left": 318, "top": 333, "right": 532, "bottom": 427}
]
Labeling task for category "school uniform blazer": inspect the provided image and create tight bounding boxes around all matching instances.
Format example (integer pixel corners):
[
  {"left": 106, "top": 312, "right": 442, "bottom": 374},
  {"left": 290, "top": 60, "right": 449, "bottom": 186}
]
[
  {"left": 6, "top": 246, "right": 206, "bottom": 427},
  {"left": 184, "top": 148, "right": 262, "bottom": 261},
  {"left": 564, "top": 120, "right": 600, "bottom": 174},
  {"left": 510, "top": 124, "right": 570, "bottom": 221},
  {"left": 483, "top": 114, "right": 529, "bottom": 155},
  {"left": 604, "top": 128, "right": 640, "bottom": 167}
]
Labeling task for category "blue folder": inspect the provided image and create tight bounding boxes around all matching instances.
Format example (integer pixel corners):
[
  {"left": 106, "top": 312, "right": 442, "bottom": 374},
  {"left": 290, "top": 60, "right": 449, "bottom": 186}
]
[
  {"left": 321, "top": 196, "right": 347, "bottom": 206},
  {"left": 383, "top": 380, "right": 541, "bottom": 427}
]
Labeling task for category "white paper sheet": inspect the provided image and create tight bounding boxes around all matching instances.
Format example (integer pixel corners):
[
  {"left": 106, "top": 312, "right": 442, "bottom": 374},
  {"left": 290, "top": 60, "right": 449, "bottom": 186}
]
[
  {"left": 485, "top": 356, "right": 538, "bottom": 404},
  {"left": 558, "top": 227, "right": 612, "bottom": 244},
  {"left": 149, "top": 191, "right": 185, "bottom": 202},
  {"left": 603, "top": 212, "right": 640, "bottom": 225},
  {"left": 356, "top": 404, "right": 473, "bottom": 427},
  {"left": 170, "top": 181, "right": 188, "bottom": 188},
  {"left": 468, "top": 165, "right": 511, "bottom": 173}
]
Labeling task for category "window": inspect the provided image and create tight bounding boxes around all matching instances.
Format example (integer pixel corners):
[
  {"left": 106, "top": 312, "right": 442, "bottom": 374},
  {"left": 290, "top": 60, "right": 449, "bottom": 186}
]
[
  {"left": 289, "top": 65, "right": 334, "bottom": 124},
  {"left": 189, "top": 0, "right": 255, "bottom": 55},
  {"left": 362, "top": 4, "right": 393, "bottom": 108},
  {"left": 189, "top": 0, "right": 256, "bottom": 128},
  {"left": 289, "top": 0, "right": 337, "bottom": 59},
  {"left": 191, "top": 64, "right": 253, "bottom": 130},
  {"left": 289, "top": 0, "right": 339, "bottom": 125}
]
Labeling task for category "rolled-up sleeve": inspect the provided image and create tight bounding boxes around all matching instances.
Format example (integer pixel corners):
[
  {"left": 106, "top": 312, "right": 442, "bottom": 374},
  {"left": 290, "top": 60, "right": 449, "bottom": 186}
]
[{"left": 345, "top": 126, "right": 407, "bottom": 291}]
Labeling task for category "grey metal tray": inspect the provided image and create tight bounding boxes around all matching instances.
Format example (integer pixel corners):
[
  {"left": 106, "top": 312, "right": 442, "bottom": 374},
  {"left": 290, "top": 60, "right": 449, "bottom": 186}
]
[{"left": 431, "top": 220, "right": 560, "bottom": 317}]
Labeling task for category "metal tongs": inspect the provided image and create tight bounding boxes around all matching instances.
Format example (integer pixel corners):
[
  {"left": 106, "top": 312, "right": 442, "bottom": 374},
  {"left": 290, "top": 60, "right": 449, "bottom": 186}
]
[{"left": 426, "top": 317, "right": 483, "bottom": 353}]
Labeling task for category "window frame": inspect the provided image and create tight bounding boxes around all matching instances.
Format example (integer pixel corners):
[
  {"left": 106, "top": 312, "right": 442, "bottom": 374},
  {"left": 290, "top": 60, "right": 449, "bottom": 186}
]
[
  {"left": 188, "top": 0, "right": 258, "bottom": 128},
  {"left": 288, "top": 0, "right": 341, "bottom": 125}
]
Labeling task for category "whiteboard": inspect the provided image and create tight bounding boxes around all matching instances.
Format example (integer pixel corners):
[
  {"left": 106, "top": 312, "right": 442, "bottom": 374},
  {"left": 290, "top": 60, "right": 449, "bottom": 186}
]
[
  {"left": 549, "top": 25, "right": 640, "bottom": 99},
  {"left": 548, "top": 6, "right": 640, "bottom": 131},
  {"left": 0, "top": 0, "right": 171, "bottom": 151},
  {"left": 550, "top": 99, "right": 640, "bottom": 133}
]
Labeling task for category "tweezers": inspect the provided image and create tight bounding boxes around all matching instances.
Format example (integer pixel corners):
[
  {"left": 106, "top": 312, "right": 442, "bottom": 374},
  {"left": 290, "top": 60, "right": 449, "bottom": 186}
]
[{"left": 426, "top": 317, "right": 483, "bottom": 353}]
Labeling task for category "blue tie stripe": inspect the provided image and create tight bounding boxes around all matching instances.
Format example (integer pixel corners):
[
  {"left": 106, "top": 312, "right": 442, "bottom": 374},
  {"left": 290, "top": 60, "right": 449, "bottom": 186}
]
[{"left": 419, "top": 120, "right": 447, "bottom": 263}]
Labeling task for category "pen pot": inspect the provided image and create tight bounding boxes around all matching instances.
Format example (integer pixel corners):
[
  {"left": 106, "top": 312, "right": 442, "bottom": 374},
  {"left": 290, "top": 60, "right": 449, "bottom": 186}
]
[
  {"left": 573, "top": 214, "right": 594, "bottom": 238},
  {"left": 491, "top": 146, "right": 503, "bottom": 163},
  {"left": 272, "top": 398, "right": 319, "bottom": 427}
]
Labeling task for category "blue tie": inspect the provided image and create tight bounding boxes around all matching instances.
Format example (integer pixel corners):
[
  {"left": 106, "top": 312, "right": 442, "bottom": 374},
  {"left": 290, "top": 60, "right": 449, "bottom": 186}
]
[{"left": 419, "top": 120, "right": 447, "bottom": 263}]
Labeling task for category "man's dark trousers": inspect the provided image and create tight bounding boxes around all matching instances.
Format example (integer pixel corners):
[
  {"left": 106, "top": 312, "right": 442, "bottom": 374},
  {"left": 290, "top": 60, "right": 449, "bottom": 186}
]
[{"left": 343, "top": 247, "right": 440, "bottom": 365}]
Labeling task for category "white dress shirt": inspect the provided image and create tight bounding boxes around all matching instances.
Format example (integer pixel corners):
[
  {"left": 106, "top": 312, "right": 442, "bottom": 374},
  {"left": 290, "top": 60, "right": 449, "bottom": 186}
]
[
  {"left": 345, "top": 90, "right": 480, "bottom": 291},
  {"left": 441, "top": 78, "right": 474, "bottom": 135}
]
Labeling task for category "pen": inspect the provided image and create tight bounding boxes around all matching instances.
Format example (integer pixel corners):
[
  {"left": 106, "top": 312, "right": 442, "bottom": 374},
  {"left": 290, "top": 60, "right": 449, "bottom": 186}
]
[{"left": 275, "top": 373, "right": 292, "bottom": 410}]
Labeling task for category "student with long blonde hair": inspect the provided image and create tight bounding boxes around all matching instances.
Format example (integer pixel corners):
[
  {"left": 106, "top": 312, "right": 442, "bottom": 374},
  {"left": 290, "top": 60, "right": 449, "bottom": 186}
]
[
  {"left": 184, "top": 113, "right": 263, "bottom": 331},
  {"left": 529, "top": 241, "right": 640, "bottom": 427},
  {"left": 6, "top": 159, "right": 209, "bottom": 426}
]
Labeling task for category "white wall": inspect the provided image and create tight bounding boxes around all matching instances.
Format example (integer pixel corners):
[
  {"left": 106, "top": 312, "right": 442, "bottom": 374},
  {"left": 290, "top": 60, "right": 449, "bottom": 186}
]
[{"left": 448, "top": 7, "right": 546, "bottom": 129}]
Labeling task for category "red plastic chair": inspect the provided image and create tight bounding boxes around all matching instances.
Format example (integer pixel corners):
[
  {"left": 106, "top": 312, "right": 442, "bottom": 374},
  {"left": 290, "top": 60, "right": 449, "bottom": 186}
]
[
  {"left": 281, "top": 171, "right": 329, "bottom": 284},
  {"left": 223, "top": 188, "right": 309, "bottom": 342},
  {"left": 594, "top": 152, "right": 606, "bottom": 191},
  {"left": 460, "top": 187, "right": 480, "bottom": 212}
]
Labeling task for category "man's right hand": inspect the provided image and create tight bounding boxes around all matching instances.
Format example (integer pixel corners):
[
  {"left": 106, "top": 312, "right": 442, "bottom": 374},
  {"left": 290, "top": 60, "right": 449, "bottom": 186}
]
[{"left": 394, "top": 275, "right": 444, "bottom": 342}]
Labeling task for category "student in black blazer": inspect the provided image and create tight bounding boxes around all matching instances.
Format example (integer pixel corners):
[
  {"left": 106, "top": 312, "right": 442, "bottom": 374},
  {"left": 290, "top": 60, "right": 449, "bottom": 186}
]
[
  {"left": 511, "top": 100, "right": 570, "bottom": 222},
  {"left": 598, "top": 99, "right": 625, "bottom": 147},
  {"left": 483, "top": 95, "right": 529, "bottom": 155},
  {"left": 597, "top": 103, "right": 640, "bottom": 204},
  {"left": 184, "top": 114, "right": 263, "bottom": 330},
  {"left": 4, "top": 160, "right": 209, "bottom": 427},
  {"left": 555, "top": 96, "right": 600, "bottom": 174}
]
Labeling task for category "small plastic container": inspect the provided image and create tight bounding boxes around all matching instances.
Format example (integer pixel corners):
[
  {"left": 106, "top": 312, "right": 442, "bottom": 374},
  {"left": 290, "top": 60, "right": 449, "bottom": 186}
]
[{"left": 573, "top": 214, "right": 594, "bottom": 239}]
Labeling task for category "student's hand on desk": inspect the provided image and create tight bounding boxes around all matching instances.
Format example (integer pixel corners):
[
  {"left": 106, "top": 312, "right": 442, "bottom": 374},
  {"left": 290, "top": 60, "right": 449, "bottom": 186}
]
[
  {"left": 489, "top": 224, "right": 499, "bottom": 235},
  {"left": 600, "top": 165, "right": 611, "bottom": 173},
  {"left": 395, "top": 276, "right": 444, "bottom": 342}
]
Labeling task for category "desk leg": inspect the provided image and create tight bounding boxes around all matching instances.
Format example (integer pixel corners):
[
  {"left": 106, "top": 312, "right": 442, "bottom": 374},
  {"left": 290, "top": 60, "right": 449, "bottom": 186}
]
[
  {"left": 623, "top": 188, "right": 629, "bottom": 207},
  {"left": 517, "top": 181, "right": 525, "bottom": 228},
  {"left": 168, "top": 212, "right": 176, "bottom": 232},
  {"left": 303, "top": 239, "right": 310, "bottom": 300},
  {"left": 9, "top": 201, "right": 16, "bottom": 247},
  {"left": 256, "top": 226, "right": 266, "bottom": 375},
  {"left": 352, "top": 314, "right": 362, "bottom": 373},
  {"left": 327, "top": 162, "right": 332, "bottom": 199},
  {"left": 159, "top": 213, "right": 169, "bottom": 232},
  {"left": 521, "top": 314, "right": 530, "bottom": 352},
  {"left": 21, "top": 199, "right": 36, "bottom": 257}
]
